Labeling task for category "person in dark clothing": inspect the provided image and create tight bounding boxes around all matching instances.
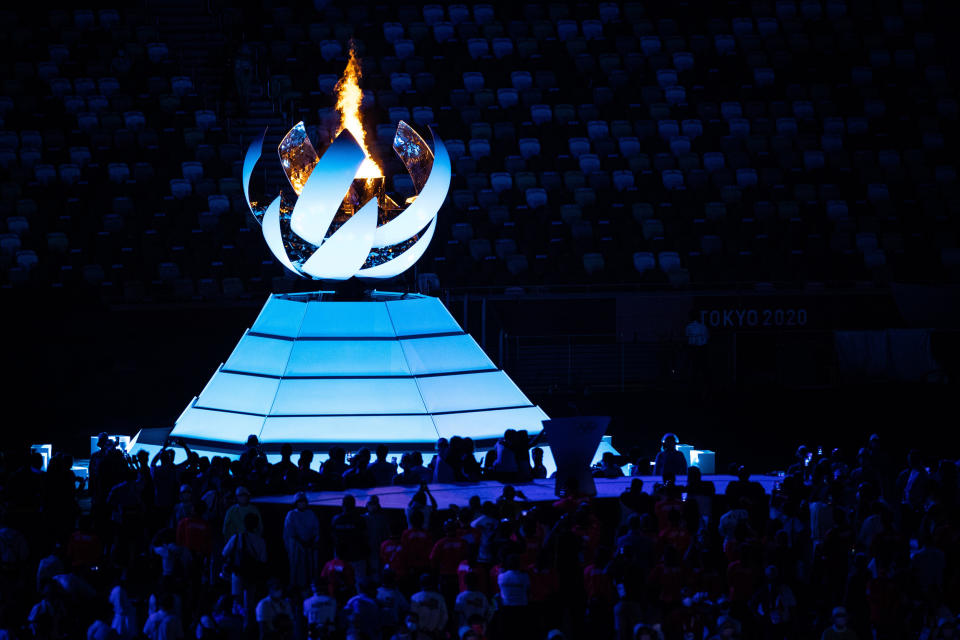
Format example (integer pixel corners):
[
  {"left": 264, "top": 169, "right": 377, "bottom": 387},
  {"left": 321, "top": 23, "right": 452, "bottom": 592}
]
[
  {"left": 343, "top": 448, "right": 376, "bottom": 489},
  {"left": 654, "top": 433, "right": 687, "bottom": 477},
  {"left": 331, "top": 494, "right": 369, "bottom": 580}
]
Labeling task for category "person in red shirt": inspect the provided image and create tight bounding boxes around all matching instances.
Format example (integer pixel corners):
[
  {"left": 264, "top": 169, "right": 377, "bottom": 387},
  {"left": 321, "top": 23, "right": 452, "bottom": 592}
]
[
  {"left": 657, "top": 509, "right": 692, "bottom": 557},
  {"left": 516, "top": 517, "right": 543, "bottom": 567},
  {"left": 430, "top": 520, "right": 469, "bottom": 601},
  {"left": 571, "top": 506, "right": 602, "bottom": 567},
  {"left": 488, "top": 562, "right": 503, "bottom": 598},
  {"left": 67, "top": 515, "right": 102, "bottom": 568},
  {"left": 381, "top": 521, "right": 405, "bottom": 577},
  {"left": 583, "top": 547, "right": 616, "bottom": 603},
  {"left": 176, "top": 501, "right": 213, "bottom": 557},
  {"left": 399, "top": 510, "right": 433, "bottom": 583},
  {"left": 726, "top": 543, "right": 761, "bottom": 625},
  {"left": 176, "top": 501, "right": 213, "bottom": 585},
  {"left": 654, "top": 484, "right": 684, "bottom": 532},
  {"left": 320, "top": 556, "right": 356, "bottom": 604},
  {"left": 648, "top": 546, "right": 685, "bottom": 606}
]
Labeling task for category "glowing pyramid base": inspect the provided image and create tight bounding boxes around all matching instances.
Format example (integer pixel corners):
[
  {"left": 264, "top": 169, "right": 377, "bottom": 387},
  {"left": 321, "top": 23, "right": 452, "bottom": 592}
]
[{"left": 130, "top": 292, "right": 548, "bottom": 460}]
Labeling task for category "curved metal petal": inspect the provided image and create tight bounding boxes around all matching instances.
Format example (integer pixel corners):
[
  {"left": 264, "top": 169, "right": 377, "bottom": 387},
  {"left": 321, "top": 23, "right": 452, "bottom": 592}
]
[
  {"left": 300, "top": 196, "right": 379, "bottom": 280},
  {"left": 290, "top": 129, "right": 366, "bottom": 247},
  {"left": 242, "top": 127, "right": 268, "bottom": 219},
  {"left": 278, "top": 122, "right": 320, "bottom": 196},
  {"left": 372, "top": 127, "right": 450, "bottom": 248},
  {"left": 359, "top": 216, "right": 437, "bottom": 279},
  {"left": 393, "top": 120, "right": 433, "bottom": 193},
  {"left": 262, "top": 195, "right": 303, "bottom": 277}
]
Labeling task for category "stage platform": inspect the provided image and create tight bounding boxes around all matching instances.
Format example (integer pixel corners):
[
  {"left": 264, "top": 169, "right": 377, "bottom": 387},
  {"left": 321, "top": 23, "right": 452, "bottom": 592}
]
[{"left": 253, "top": 474, "right": 779, "bottom": 510}]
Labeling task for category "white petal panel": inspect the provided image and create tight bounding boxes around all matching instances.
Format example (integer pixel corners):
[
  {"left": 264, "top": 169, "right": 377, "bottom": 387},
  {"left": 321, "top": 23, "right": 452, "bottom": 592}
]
[
  {"left": 358, "top": 216, "right": 437, "bottom": 279},
  {"left": 301, "top": 197, "right": 379, "bottom": 280},
  {"left": 372, "top": 129, "right": 450, "bottom": 248},
  {"left": 262, "top": 196, "right": 302, "bottom": 276},
  {"left": 242, "top": 128, "right": 267, "bottom": 215},
  {"left": 290, "top": 130, "right": 366, "bottom": 247}
]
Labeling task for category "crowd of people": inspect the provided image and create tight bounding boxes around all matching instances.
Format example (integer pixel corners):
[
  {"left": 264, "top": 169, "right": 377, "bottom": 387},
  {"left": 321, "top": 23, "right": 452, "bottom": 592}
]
[{"left": 0, "top": 430, "right": 958, "bottom": 640}]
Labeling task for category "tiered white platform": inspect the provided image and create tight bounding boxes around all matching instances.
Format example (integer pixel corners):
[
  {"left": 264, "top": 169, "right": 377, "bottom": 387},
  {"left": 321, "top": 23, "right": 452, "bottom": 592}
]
[{"left": 131, "top": 291, "right": 548, "bottom": 457}]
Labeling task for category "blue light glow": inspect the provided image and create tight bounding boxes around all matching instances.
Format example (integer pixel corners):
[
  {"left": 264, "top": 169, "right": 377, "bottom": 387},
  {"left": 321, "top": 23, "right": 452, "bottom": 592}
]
[
  {"left": 399, "top": 335, "right": 495, "bottom": 374},
  {"left": 299, "top": 300, "right": 395, "bottom": 337},
  {"left": 285, "top": 340, "right": 409, "bottom": 377},
  {"left": 272, "top": 378, "right": 427, "bottom": 415},
  {"left": 385, "top": 297, "right": 462, "bottom": 336},
  {"left": 260, "top": 415, "right": 440, "bottom": 444},
  {"left": 196, "top": 371, "right": 280, "bottom": 414},
  {"left": 224, "top": 333, "right": 294, "bottom": 376},
  {"left": 251, "top": 297, "right": 309, "bottom": 337},
  {"left": 167, "top": 294, "right": 548, "bottom": 449},
  {"left": 417, "top": 371, "right": 532, "bottom": 413}
]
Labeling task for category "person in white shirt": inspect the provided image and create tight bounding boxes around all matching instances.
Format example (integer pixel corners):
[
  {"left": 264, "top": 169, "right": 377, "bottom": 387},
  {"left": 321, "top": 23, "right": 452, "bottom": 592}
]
[
  {"left": 497, "top": 556, "right": 530, "bottom": 607},
  {"left": 109, "top": 582, "right": 137, "bottom": 639},
  {"left": 256, "top": 580, "right": 294, "bottom": 639},
  {"left": 376, "top": 569, "right": 410, "bottom": 634},
  {"left": 497, "top": 555, "right": 532, "bottom": 639},
  {"left": 142, "top": 593, "right": 183, "bottom": 640},
  {"left": 303, "top": 579, "right": 337, "bottom": 631},
  {"left": 470, "top": 503, "right": 499, "bottom": 564},
  {"left": 455, "top": 572, "right": 492, "bottom": 627},
  {"left": 409, "top": 574, "right": 448, "bottom": 635}
]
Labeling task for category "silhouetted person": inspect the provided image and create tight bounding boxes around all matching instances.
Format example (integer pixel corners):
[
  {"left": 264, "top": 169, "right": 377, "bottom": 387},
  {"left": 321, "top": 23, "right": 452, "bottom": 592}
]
[{"left": 654, "top": 433, "right": 687, "bottom": 477}]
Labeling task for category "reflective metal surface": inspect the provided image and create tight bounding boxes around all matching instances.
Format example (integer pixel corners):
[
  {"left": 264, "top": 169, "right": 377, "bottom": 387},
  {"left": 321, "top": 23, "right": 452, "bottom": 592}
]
[
  {"left": 372, "top": 126, "right": 450, "bottom": 249},
  {"left": 242, "top": 128, "right": 269, "bottom": 222},
  {"left": 277, "top": 122, "right": 320, "bottom": 195},
  {"left": 393, "top": 121, "right": 433, "bottom": 192}
]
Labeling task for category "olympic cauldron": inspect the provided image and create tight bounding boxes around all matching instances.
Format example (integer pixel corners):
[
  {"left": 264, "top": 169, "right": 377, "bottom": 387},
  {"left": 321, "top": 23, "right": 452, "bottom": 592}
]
[{"left": 242, "top": 120, "right": 450, "bottom": 280}]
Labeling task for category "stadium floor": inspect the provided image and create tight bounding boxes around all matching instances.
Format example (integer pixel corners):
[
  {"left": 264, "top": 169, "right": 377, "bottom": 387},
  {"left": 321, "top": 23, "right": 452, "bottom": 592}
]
[{"left": 253, "top": 474, "right": 779, "bottom": 510}]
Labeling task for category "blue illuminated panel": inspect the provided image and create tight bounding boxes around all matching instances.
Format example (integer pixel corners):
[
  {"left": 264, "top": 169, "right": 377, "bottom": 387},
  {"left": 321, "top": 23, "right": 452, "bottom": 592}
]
[
  {"left": 386, "top": 298, "right": 462, "bottom": 336},
  {"left": 168, "top": 294, "right": 549, "bottom": 450},
  {"left": 251, "top": 296, "right": 308, "bottom": 337},
  {"left": 224, "top": 333, "right": 294, "bottom": 376},
  {"left": 299, "top": 301, "right": 394, "bottom": 338},
  {"left": 285, "top": 340, "right": 410, "bottom": 377},
  {"left": 432, "top": 406, "right": 548, "bottom": 440},
  {"left": 417, "top": 370, "right": 532, "bottom": 413},
  {"left": 271, "top": 378, "right": 427, "bottom": 415},
  {"left": 399, "top": 334, "right": 495, "bottom": 375},
  {"left": 260, "top": 414, "right": 439, "bottom": 444},
  {"left": 196, "top": 371, "right": 281, "bottom": 415},
  {"left": 172, "top": 407, "right": 266, "bottom": 442}
]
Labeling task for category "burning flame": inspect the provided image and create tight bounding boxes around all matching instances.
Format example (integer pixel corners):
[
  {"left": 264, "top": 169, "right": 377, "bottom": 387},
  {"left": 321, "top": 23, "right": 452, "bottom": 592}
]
[{"left": 335, "top": 47, "right": 382, "bottom": 180}]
